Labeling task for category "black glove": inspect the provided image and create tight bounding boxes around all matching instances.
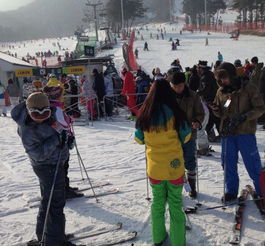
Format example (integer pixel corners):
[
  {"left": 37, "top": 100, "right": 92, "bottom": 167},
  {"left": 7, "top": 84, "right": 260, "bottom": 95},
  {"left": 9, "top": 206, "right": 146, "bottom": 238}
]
[
  {"left": 229, "top": 114, "right": 247, "bottom": 131},
  {"left": 220, "top": 114, "right": 247, "bottom": 137},
  {"left": 67, "top": 136, "right": 75, "bottom": 150},
  {"left": 59, "top": 130, "right": 68, "bottom": 149}
]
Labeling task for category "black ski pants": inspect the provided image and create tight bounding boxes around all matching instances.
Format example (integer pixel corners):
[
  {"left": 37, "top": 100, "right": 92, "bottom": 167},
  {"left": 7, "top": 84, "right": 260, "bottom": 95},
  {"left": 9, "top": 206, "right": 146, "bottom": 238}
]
[{"left": 33, "top": 164, "right": 66, "bottom": 246}]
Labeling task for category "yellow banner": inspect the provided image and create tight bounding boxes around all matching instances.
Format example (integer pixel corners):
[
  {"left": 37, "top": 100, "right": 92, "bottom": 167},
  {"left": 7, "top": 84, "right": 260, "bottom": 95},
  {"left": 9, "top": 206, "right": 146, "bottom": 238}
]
[
  {"left": 63, "top": 66, "right": 86, "bottom": 75},
  {"left": 15, "top": 68, "right": 33, "bottom": 77}
]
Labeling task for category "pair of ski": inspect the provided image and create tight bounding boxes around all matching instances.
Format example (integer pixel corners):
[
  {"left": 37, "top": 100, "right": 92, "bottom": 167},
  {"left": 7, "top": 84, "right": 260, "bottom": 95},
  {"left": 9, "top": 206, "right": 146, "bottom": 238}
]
[
  {"left": 26, "top": 222, "right": 137, "bottom": 246},
  {"left": 69, "top": 222, "right": 137, "bottom": 246},
  {"left": 230, "top": 185, "right": 265, "bottom": 245},
  {"left": 185, "top": 185, "right": 264, "bottom": 245},
  {"left": 27, "top": 181, "right": 119, "bottom": 208}
]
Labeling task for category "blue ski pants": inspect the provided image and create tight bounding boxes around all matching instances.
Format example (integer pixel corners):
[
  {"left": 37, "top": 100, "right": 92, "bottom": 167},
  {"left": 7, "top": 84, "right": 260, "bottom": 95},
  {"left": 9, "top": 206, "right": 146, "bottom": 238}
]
[
  {"left": 182, "top": 139, "right": 196, "bottom": 172},
  {"left": 221, "top": 134, "right": 262, "bottom": 196}
]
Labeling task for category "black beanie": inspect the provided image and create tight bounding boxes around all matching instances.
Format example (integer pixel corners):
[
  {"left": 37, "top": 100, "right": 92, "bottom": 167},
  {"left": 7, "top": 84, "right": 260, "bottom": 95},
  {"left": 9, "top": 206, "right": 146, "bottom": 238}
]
[
  {"left": 218, "top": 62, "right": 237, "bottom": 80},
  {"left": 171, "top": 72, "right": 186, "bottom": 85}
]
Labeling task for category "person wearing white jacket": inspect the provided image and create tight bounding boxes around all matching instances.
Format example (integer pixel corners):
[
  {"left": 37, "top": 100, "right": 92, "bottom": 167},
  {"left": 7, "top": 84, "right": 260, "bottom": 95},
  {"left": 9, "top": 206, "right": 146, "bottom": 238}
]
[{"left": 104, "top": 72, "right": 114, "bottom": 116}]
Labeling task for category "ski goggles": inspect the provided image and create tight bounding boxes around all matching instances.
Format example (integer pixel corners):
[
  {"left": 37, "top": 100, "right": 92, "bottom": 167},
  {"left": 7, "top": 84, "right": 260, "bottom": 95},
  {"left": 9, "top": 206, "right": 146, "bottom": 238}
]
[{"left": 27, "top": 107, "right": 51, "bottom": 120}]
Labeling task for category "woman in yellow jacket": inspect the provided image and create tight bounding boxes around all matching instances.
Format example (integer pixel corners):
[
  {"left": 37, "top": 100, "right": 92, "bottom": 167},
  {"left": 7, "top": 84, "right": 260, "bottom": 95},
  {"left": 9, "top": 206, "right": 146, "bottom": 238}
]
[{"left": 135, "top": 79, "right": 191, "bottom": 246}]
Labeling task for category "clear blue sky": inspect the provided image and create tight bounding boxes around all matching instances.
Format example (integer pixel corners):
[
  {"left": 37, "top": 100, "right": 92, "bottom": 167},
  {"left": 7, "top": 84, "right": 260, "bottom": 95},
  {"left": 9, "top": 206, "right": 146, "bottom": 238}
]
[{"left": 0, "top": 0, "right": 34, "bottom": 11}]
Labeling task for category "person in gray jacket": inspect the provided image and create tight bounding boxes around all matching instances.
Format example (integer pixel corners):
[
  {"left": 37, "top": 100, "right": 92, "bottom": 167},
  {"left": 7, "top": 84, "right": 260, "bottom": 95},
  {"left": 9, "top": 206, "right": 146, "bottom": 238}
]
[{"left": 11, "top": 92, "right": 77, "bottom": 246}]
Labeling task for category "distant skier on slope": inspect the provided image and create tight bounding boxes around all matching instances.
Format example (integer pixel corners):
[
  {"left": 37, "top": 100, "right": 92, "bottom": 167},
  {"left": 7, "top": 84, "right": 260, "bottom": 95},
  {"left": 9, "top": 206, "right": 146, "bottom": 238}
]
[{"left": 144, "top": 41, "right": 149, "bottom": 51}]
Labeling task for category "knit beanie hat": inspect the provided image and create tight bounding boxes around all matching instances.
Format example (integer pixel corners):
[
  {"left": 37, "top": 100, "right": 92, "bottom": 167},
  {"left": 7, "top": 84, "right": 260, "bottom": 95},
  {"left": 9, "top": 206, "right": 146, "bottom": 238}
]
[
  {"left": 171, "top": 72, "right": 186, "bottom": 85},
  {"left": 218, "top": 62, "right": 237, "bottom": 80},
  {"left": 26, "top": 92, "right": 50, "bottom": 109}
]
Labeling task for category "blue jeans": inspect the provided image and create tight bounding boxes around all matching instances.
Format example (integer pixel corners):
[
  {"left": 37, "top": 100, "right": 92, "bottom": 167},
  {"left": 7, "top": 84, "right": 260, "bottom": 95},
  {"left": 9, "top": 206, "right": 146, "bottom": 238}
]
[
  {"left": 182, "top": 139, "right": 196, "bottom": 172},
  {"left": 221, "top": 134, "right": 262, "bottom": 196},
  {"left": 33, "top": 164, "right": 66, "bottom": 246}
]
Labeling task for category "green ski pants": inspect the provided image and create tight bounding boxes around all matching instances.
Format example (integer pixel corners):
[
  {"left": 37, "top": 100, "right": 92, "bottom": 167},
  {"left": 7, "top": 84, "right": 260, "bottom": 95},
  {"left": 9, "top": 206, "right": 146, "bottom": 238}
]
[{"left": 150, "top": 181, "right": 185, "bottom": 246}]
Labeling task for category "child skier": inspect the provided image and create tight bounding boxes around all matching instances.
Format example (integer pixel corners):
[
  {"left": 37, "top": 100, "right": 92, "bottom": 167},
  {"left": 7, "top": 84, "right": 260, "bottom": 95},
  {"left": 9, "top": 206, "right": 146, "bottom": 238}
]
[{"left": 135, "top": 79, "right": 190, "bottom": 246}]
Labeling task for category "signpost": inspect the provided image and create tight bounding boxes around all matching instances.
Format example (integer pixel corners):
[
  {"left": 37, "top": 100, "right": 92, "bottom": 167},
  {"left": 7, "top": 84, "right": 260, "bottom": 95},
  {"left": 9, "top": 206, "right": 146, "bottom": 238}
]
[
  {"left": 63, "top": 66, "right": 86, "bottom": 75},
  {"left": 15, "top": 68, "right": 33, "bottom": 77},
  {"left": 84, "top": 45, "right": 95, "bottom": 57}
]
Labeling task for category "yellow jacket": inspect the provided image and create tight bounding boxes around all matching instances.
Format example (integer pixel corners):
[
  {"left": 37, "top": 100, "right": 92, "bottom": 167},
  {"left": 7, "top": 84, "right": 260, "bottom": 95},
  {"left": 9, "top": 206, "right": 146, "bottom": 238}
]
[{"left": 135, "top": 104, "right": 191, "bottom": 180}]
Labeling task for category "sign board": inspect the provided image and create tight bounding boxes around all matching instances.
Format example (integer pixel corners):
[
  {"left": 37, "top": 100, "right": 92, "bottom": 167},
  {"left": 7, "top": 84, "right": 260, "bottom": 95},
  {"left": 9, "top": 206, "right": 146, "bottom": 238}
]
[
  {"left": 63, "top": 66, "right": 86, "bottom": 75},
  {"left": 32, "top": 68, "right": 62, "bottom": 77},
  {"left": 15, "top": 68, "right": 33, "bottom": 77},
  {"left": 84, "top": 45, "right": 95, "bottom": 57},
  {"left": 39, "top": 68, "right": 46, "bottom": 75},
  {"left": 79, "top": 36, "right": 90, "bottom": 42}
]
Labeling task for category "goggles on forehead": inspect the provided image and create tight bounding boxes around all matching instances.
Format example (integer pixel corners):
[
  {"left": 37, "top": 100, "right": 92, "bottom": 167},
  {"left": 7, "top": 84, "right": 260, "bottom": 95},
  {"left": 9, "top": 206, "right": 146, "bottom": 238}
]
[{"left": 27, "top": 107, "right": 51, "bottom": 120}]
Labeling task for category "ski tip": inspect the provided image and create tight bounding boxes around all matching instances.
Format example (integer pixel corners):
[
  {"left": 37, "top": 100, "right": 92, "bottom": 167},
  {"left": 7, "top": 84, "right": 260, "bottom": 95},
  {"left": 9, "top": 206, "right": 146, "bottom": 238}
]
[
  {"left": 130, "top": 231, "right": 137, "bottom": 237},
  {"left": 117, "top": 222, "right": 123, "bottom": 228}
]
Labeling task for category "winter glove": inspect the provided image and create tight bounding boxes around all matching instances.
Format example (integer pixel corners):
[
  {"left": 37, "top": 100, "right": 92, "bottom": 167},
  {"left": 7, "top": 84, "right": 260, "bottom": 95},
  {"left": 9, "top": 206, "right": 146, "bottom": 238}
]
[
  {"left": 59, "top": 130, "right": 68, "bottom": 149},
  {"left": 67, "top": 136, "right": 75, "bottom": 150},
  {"left": 229, "top": 114, "right": 247, "bottom": 132},
  {"left": 220, "top": 114, "right": 247, "bottom": 137}
]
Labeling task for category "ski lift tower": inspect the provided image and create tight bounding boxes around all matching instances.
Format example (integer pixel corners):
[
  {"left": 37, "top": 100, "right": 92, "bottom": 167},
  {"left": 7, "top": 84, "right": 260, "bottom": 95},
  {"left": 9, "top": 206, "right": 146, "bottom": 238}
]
[
  {"left": 169, "top": 0, "right": 172, "bottom": 23},
  {"left": 86, "top": 2, "right": 103, "bottom": 41}
]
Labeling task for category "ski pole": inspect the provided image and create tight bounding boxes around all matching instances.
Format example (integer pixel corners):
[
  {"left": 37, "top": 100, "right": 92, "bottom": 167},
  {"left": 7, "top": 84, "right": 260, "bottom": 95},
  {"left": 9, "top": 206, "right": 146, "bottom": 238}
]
[
  {"left": 195, "top": 139, "right": 202, "bottom": 207},
  {"left": 145, "top": 147, "right": 151, "bottom": 201},
  {"left": 70, "top": 124, "right": 98, "bottom": 203},
  {"left": 74, "top": 141, "right": 99, "bottom": 203},
  {"left": 76, "top": 149, "right": 84, "bottom": 180},
  {"left": 223, "top": 137, "right": 228, "bottom": 207},
  {"left": 70, "top": 123, "right": 84, "bottom": 180},
  {"left": 40, "top": 150, "right": 62, "bottom": 246}
]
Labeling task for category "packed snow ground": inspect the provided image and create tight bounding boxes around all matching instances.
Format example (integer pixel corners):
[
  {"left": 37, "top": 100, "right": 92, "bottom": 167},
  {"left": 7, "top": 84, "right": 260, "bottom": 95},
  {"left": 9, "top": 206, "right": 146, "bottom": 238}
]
[{"left": 1, "top": 23, "right": 265, "bottom": 246}]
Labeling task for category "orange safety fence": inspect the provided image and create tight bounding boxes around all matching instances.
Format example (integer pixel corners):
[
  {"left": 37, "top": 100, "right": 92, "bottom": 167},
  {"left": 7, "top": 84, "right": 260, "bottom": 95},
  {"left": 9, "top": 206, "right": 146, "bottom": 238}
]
[
  {"left": 182, "top": 22, "right": 265, "bottom": 35},
  {"left": 128, "top": 31, "right": 139, "bottom": 71}
]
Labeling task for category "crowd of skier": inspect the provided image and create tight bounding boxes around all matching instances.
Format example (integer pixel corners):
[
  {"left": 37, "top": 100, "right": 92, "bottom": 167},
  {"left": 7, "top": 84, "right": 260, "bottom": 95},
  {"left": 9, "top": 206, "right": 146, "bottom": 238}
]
[
  {"left": 134, "top": 56, "right": 265, "bottom": 246},
  {"left": 1, "top": 53, "right": 265, "bottom": 245},
  {"left": 2, "top": 24, "right": 265, "bottom": 244}
]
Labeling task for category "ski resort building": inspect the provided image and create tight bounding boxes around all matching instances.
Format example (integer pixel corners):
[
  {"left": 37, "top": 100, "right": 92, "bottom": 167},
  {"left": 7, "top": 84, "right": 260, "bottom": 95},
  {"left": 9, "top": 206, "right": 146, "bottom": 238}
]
[{"left": 0, "top": 52, "right": 35, "bottom": 86}]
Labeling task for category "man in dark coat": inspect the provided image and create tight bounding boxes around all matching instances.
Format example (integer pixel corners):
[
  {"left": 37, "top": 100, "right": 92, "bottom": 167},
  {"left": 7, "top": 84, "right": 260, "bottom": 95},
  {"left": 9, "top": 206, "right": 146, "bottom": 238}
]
[
  {"left": 92, "top": 68, "right": 106, "bottom": 117},
  {"left": 197, "top": 60, "right": 220, "bottom": 141}
]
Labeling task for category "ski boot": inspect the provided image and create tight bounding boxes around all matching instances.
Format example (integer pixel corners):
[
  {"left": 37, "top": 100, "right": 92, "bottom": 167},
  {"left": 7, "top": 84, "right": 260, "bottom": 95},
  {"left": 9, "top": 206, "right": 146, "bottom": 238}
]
[
  {"left": 66, "top": 189, "right": 84, "bottom": 199},
  {"left": 188, "top": 171, "right": 197, "bottom": 199},
  {"left": 221, "top": 193, "right": 237, "bottom": 203},
  {"left": 27, "top": 239, "right": 40, "bottom": 246}
]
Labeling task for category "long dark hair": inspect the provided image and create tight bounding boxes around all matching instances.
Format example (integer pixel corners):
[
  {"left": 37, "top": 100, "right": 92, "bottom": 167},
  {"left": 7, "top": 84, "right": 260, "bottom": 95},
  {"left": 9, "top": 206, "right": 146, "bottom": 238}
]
[{"left": 137, "top": 79, "right": 186, "bottom": 132}]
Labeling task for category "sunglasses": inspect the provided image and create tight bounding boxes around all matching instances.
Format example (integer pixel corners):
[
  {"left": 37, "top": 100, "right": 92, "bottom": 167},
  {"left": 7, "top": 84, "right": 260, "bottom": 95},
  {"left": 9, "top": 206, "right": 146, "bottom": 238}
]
[{"left": 27, "top": 107, "right": 51, "bottom": 120}]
